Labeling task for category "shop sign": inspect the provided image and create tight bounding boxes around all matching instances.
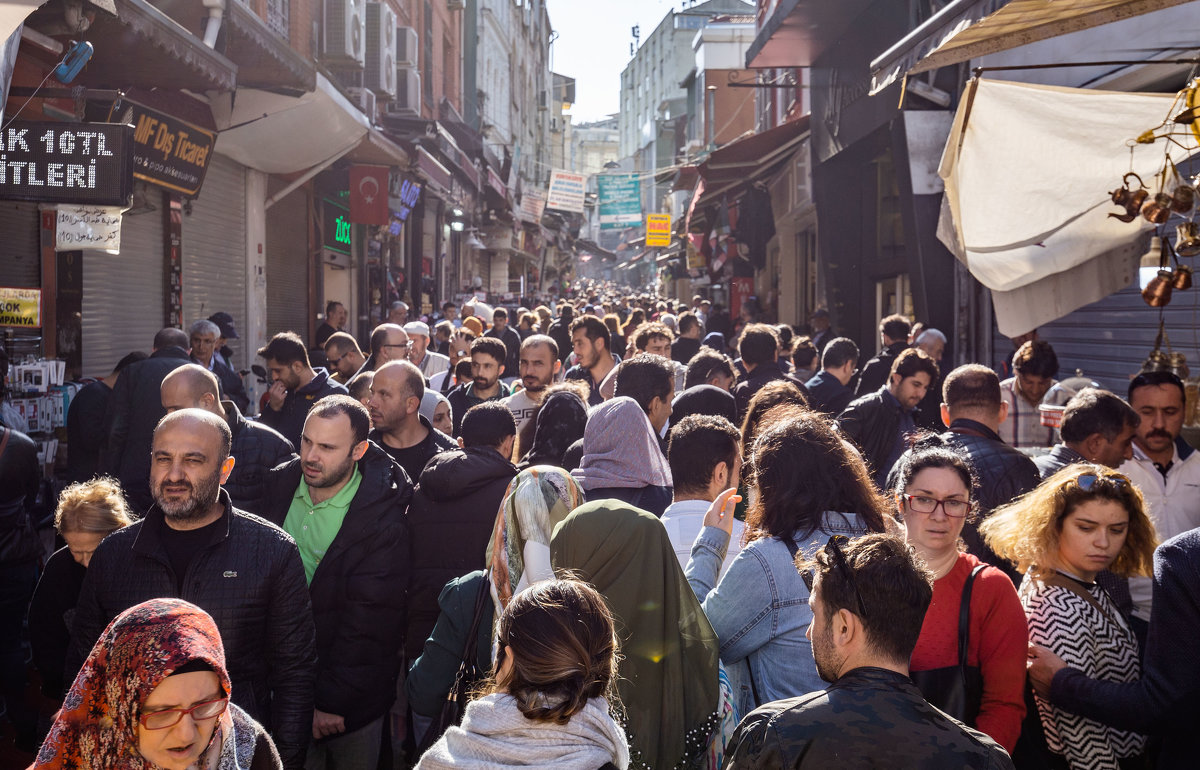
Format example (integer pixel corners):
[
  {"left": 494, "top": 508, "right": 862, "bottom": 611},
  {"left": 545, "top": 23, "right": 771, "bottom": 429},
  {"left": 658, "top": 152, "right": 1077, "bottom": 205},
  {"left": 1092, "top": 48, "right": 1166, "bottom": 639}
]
[
  {"left": 546, "top": 169, "right": 585, "bottom": 213},
  {"left": 686, "top": 233, "right": 707, "bottom": 269},
  {"left": 322, "top": 199, "right": 352, "bottom": 256},
  {"left": 519, "top": 189, "right": 546, "bottom": 223},
  {"left": 0, "top": 287, "right": 41, "bottom": 327},
  {"left": 55, "top": 205, "right": 122, "bottom": 253},
  {"left": 388, "top": 173, "right": 422, "bottom": 226},
  {"left": 598, "top": 173, "right": 641, "bottom": 229},
  {"left": 128, "top": 105, "right": 215, "bottom": 197},
  {"left": 646, "top": 213, "right": 672, "bottom": 247},
  {"left": 0, "top": 121, "right": 134, "bottom": 206}
]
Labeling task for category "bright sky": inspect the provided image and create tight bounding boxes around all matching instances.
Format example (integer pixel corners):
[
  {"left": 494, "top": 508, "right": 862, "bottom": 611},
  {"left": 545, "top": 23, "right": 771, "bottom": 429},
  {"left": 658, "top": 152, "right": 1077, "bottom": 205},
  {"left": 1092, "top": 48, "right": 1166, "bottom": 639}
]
[{"left": 545, "top": 0, "right": 685, "bottom": 123}]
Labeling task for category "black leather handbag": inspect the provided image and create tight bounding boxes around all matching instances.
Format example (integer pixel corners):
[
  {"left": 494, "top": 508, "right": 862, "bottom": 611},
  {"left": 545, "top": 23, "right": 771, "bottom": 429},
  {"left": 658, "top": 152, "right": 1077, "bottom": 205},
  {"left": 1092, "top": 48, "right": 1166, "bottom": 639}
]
[{"left": 911, "top": 564, "right": 986, "bottom": 725}]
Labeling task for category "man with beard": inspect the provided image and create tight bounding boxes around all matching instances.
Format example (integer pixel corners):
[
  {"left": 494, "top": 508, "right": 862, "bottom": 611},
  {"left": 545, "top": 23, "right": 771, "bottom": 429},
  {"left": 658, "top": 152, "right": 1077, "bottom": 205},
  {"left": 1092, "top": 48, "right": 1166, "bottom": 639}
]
[
  {"left": 1119, "top": 371, "right": 1200, "bottom": 642},
  {"left": 502, "top": 335, "right": 561, "bottom": 437},
  {"left": 564, "top": 315, "right": 618, "bottom": 406},
  {"left": 723, "top": 533, "right": 1012, "bottom": 769},
  {"left": 257, "top": 332, "right": 347, "bottom": 448},
  {"left": 404, "top": 321, "right": 450, "bottom": 381},
  {"left": 69, "top": 409, "right": 317, "bottom": 770},
  {"left": 367, "top": 361, "right": 455, "bottom": 483},
  {"left": 323, "top": 332, "right": 366, "bottom": 385},
  {"left": 447, "top": 337, "right": 511, "bottom": 436},
  {"left": 262, "top": 396, "right": 411, "bottom": 769}
]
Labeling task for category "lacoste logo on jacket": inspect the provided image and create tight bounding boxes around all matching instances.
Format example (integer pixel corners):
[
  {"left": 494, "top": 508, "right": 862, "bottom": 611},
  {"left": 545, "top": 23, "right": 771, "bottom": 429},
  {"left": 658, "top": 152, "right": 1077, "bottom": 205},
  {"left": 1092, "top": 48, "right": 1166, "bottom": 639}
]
[{"left": 223, "top": 571, "right": 238, "bottom": 578}]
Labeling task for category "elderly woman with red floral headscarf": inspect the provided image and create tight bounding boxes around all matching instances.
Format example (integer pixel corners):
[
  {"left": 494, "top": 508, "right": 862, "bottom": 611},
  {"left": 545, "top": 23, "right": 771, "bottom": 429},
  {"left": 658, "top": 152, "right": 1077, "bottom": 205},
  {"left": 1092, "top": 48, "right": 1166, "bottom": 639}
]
[{"left": 33, "top": 598, "right": 281, "bottom": 770}]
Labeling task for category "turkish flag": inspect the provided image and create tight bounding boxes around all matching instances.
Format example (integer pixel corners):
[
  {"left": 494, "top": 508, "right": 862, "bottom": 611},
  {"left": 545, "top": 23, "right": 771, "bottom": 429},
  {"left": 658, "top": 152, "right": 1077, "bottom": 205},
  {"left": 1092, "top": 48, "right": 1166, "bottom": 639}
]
[{"left": 350, "top": 165, "right": 390, "bottom": 225}]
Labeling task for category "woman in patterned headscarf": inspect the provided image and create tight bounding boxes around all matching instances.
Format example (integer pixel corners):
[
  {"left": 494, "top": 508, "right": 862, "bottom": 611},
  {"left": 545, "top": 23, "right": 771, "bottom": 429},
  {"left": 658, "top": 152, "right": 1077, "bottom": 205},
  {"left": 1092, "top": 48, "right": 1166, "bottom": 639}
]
[{"left": 33, "top": 598, "right": 279, "bottom": 770}]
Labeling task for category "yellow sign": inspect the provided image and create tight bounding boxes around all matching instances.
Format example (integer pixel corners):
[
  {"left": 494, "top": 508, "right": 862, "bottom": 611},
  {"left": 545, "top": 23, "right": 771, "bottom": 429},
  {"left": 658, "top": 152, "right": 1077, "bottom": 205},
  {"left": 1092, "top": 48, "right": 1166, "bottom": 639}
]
[
  {"left": 646, "top": 213, "right": 672, "bottom": 247},
  {"left": 686, "top": 236, "right": 707, "bottom": 270},
  {"left": 0, "top": 287, "right": 41, "bottom": 328}
]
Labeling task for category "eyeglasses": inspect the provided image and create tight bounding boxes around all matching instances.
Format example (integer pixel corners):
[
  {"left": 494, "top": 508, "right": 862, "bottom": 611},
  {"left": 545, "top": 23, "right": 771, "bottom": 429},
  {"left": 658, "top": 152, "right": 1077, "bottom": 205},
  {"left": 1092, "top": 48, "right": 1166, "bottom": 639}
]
[
  {"left": 902, "top": 494, "right": 972, "bottom": 518},
  {"left": 381, "top": 343, "right": 410, "bottom": 350},
  {"left": 1072, "top": 472, "right": 1129, "bottom": 493},
  {"left": 139, "top": 697, "right": 228, "bottom": 730},
  {"left": 326, "top": 353, "right": 346, "bottom": 366},
  {"left": 800, "top": 535, "right": 869, "bottom": 618}
]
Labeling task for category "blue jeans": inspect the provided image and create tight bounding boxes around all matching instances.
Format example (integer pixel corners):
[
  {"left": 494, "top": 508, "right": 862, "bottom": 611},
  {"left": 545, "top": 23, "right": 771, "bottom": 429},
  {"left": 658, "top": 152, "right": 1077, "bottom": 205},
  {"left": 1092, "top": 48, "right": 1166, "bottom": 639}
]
[{"left": 305, "top": 716, "right": 384, "bottom": 770}]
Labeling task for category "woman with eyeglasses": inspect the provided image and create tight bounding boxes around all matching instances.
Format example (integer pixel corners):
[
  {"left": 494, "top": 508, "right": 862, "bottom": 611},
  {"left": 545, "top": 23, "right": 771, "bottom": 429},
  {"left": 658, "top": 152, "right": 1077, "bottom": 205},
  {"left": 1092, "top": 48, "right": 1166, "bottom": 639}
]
[
  {"left": 893, "top": 440, "right": 1028, "bottom": 753},
  {"left": 686, "top": 406, "right": 888, "bottom": 716},
  {"left": 981, "top": 464, "right": 1158, "bottom": 770},
  {"left": 33, "top": 597, "right": 280, "bottom": 770}
]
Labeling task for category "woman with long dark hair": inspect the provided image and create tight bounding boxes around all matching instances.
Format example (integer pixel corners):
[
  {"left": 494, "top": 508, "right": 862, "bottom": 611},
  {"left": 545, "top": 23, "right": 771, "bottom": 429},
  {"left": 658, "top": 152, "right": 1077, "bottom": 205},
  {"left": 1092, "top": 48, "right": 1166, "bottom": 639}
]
[{"left": 686, "top": 407, "right": 888, "bottom": 715}]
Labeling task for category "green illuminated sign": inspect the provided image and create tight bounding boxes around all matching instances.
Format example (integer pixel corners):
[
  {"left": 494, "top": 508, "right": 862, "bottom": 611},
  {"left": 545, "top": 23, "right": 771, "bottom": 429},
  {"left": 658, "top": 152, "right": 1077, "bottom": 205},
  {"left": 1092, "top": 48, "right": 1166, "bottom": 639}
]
[{"left": 322, "top": 200, "right": 352, "bottom": 255}]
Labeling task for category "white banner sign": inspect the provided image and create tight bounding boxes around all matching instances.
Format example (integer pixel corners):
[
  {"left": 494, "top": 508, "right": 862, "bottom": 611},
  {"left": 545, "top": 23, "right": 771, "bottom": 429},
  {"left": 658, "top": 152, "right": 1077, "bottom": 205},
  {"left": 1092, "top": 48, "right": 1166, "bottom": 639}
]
[
  {"left": 545, "top": 170, "right": 585, "bottom": 213},
  {"left": 56, "top": 205, "right": 123, "bottom": 253}
]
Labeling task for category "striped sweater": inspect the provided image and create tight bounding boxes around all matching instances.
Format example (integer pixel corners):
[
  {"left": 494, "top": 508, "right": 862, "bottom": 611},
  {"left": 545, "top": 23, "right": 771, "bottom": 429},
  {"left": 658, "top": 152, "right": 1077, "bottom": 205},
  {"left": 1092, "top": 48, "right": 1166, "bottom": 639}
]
[{"left": 1020, "top": 572, "right": 1146, "bottom": 770}]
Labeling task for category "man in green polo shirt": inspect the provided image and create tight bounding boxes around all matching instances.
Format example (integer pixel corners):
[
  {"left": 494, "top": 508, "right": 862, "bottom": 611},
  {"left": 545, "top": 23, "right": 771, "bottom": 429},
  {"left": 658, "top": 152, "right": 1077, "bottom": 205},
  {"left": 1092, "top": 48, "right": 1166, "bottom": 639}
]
[{"left": 263, "top": 395, "right": 412, "bottom": 769}]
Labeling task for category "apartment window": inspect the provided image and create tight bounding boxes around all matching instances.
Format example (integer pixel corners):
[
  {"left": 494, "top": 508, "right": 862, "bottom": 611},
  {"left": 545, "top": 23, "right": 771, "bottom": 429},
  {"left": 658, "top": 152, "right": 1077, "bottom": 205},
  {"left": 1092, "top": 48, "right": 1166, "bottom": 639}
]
[
  {"left": 266, "top": 0, "right": 288, "bottom": 39},
  {"left": 443, "top": 33, "right": 454, "bottom": 105}
]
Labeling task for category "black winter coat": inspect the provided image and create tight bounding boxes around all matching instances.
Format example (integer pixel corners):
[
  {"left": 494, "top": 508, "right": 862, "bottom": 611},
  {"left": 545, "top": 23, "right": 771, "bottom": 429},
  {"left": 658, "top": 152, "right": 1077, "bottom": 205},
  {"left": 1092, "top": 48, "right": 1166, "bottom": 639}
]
[
  {"left": 942, "top": 418, "right": 1040, "bottom": 582},
  {"left": 256, "top": 370, "right": 347, "bottom": 449},
  {"left": 262, "top": 443, "right": 413, "bottom": 733},
  {"left": 855, "top": 341, "right": 908, "bottom": 397},
  {"left": 546, "top": 317, "right": 574, "bottom": 363},
  {"left": 68, "top": 491, "right": 317, "bottom": 769},
  {"left": 0, "top": 426, "right": 41, "bottom": 565},
  {"left": 836, "top": 387, "right": 904, "bottom": 482},
  {"left": 100, "top": 346, "right": 192, "bottom": 512},
  {"left": 223, "top": 400, "right": 295, "bottom": 516},
  {"left": 406, "top": 447, "right": 516, "bottom": 661}
]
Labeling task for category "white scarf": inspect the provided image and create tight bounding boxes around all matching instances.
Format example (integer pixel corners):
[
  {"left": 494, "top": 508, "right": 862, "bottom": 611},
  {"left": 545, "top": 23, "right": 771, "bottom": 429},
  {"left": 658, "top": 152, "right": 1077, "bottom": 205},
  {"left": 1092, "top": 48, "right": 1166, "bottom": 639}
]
[{"left": 417, "top": 693, "right": 630, "bottom": 770}]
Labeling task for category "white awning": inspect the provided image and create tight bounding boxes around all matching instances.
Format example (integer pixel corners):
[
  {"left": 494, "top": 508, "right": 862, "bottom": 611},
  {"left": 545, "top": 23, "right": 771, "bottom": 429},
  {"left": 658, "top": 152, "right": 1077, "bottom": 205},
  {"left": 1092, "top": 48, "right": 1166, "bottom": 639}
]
[
  {"left": 1, "top": 1, "right": 45, "bottom": 45},
  {"left": 871, "top": 0, "right": 1197, "bottom": 95},
  {"left": 209, "top": 73, "right": 405, "bottom": 175},
  {"left": 937, "top": 77, "right": 1183, "bottom": 335}
]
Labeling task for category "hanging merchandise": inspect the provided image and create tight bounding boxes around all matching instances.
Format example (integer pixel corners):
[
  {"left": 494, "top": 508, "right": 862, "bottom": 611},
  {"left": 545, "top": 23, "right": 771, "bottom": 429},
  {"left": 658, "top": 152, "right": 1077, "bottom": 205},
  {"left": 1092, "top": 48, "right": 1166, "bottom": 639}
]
[{"left": 732, "top": 182, "right": 776, "bottom": 270}]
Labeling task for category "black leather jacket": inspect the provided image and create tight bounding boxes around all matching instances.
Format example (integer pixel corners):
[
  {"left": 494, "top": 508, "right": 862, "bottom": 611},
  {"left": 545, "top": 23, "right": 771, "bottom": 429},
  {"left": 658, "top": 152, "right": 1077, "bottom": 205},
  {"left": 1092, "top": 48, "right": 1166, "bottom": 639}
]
[
  {"left": 0, "top": 426, "right": 41, "bottom": 565},
  {"left": 69, "top": 491, "right": 317, "bottom": 769},
  {"left": 223, "top": 400, "right": 295, "bottom": 516},
  {"left": 836, "top": 387, "right": 904, "bottom": 482},
  {"left": 262, "top": 443, "right": 413, "bottom": 733}
]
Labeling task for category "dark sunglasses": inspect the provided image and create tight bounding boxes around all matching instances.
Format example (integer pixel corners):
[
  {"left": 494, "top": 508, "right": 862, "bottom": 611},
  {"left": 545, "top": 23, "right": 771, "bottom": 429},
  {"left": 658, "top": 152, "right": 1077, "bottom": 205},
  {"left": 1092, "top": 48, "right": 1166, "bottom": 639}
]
[
  {"left": 1072, "top": 472, "right": 1129, "bottom": 493},
  {"left": 800, "top": 534, "right": 869, "bottom": 618}
]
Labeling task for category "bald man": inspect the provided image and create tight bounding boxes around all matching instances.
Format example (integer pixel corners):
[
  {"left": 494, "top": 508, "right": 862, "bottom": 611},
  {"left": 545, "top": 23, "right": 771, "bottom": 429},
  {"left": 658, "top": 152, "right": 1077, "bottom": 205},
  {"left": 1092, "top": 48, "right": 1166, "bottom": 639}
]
[
  {"left": 161, "top": 365, "right": 295, "bottom": 514},
  {"left": 366, "top": 360, "right": 455, "bottom": 483},
  {"left": 355, "top": 323, "right": 410, "bottom": 377},
  {"left": 69, "top": 409, "right": 317, "bottom": 769}
]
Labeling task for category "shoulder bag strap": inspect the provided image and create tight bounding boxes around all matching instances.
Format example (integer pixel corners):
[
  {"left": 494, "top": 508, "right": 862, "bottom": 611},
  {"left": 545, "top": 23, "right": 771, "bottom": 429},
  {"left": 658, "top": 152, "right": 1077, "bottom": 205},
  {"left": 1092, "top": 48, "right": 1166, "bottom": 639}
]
[
  {"left": 460, "top": 571, "right": 492, "bottom": 666},
  {"left": 957, "top": 564, "right": 985, "bottom": 669},
  {"left": 1041, "top": 572, "right": 1123, "bottom": 630}
]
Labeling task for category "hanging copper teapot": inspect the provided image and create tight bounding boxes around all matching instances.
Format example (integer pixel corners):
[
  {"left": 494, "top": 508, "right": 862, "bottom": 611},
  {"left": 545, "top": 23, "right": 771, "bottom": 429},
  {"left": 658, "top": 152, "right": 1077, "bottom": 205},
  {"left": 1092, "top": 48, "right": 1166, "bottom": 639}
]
[
  {"left": 1177, "top": 221, "right": 1200, "bottom": 257},
  {"left": 1143, "top": 193, "right": 1174, "bottom": 225},
  {"left": 1173, "top": 264, "right": 1193, "bottom": 290},
  {"left": 1172, "top": 183, "right": 1195, "bottom": 214},
  {"left": 1109, "top": 172, "right": 1148, "bottom": 222}
]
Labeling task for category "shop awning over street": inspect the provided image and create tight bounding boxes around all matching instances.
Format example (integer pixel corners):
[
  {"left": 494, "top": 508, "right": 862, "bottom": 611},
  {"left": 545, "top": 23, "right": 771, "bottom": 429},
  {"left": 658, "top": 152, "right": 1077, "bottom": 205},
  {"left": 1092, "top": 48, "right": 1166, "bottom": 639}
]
[
  {"left": 209, "top": 73, "right": 406, "bottom": 175},
  {"left": 745, "top": 0, "right": 875, "bottom": 69},
  {"left": 685, "top": 116, "right": 809, "bottom": 233},
  {"left": 938, "top": 77, "right": 1181, "bottom": 335},
  {"left": 871, "top": 0, "right": 1196, "bottom": 94}
]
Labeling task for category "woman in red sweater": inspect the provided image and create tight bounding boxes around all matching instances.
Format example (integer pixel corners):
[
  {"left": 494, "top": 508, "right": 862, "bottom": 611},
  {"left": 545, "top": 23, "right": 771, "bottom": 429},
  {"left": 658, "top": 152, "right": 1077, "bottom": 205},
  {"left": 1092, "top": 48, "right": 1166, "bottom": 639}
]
[{"left": 893, "top": 439, "right": 1028, "bottom": 753}]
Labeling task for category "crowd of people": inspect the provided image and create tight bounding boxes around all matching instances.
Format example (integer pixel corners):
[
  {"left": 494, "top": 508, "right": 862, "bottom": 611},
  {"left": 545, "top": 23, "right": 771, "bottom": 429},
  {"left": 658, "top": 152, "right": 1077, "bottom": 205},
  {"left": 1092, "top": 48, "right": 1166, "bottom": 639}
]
[{"left": 0, "top": 281, "right": 1198, "bottom": 769}]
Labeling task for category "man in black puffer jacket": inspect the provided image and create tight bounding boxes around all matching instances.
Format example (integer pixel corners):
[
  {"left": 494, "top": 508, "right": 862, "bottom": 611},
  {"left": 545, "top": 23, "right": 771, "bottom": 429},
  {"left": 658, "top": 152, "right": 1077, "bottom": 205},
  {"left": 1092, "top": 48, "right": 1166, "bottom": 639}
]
[
  {"left": 160, "top": 365, "right": 296, "bottom": 515},
  {"left": 100, "top": 327, "right": 193, "bottom": 511},
  {"left": 262, "top": 396, "right": 412, "bottom": 769},
  {"left": 70, "top": 409, "right": 317, "bottom": 770},
  {"left": 406, "top": 401, "right": 517, "bottom": 662}
]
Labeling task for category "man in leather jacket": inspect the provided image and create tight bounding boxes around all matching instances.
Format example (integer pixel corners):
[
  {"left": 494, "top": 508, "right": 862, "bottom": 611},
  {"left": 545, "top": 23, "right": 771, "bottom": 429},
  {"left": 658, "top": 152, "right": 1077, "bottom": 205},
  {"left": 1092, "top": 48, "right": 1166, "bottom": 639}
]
[
  {"left": 70, "top": 409, "right": 317, "bottom": 769},
  {"left": 724, "top": 533, "right": 1014, "bottom": 769}
]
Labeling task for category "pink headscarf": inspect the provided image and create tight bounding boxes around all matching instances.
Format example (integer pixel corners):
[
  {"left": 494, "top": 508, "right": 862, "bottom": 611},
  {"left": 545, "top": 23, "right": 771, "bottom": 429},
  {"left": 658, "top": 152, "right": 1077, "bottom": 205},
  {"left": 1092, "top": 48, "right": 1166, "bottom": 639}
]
[{"left": 571, "top": 397, "right": 672, "bottom": 490}]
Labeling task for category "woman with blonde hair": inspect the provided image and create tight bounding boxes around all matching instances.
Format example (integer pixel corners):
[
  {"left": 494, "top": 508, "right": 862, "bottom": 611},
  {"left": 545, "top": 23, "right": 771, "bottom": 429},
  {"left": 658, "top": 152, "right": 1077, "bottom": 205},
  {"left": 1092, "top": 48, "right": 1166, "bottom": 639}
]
[
  {"left": 29, "top": 478, "right": 133, "bottom": 698},
  {"left": 981, "top": 463, "right": 1157, "bottom": 770}
]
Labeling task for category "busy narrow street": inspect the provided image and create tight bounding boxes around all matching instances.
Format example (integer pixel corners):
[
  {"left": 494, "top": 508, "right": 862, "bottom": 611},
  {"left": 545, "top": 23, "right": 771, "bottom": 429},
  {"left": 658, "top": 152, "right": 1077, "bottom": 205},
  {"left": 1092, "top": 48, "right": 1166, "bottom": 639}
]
[{"left": 1, "top": 0, "right": 1199, "bottom": 768}]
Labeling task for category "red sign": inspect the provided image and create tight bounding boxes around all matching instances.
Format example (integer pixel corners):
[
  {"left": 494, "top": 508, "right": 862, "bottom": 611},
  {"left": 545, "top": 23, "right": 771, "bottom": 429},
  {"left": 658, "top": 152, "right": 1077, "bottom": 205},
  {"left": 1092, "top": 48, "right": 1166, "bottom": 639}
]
[
  {"left": 349, "top": 165, "right": 389, "bottom": 225},
  {"left": 731, "top": 277, "right": 754, "bottom": 320}
]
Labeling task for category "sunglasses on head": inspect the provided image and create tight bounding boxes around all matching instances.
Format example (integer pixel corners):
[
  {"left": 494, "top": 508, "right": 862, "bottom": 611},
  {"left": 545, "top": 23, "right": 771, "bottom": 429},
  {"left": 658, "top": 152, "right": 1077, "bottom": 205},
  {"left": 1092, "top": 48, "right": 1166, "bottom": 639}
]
[
  {"left": 1071, "top": 472, "right": 1129, "bottom": 493},
  {"left": 801, "top": 534, "right": 869, "bottom": 618}
]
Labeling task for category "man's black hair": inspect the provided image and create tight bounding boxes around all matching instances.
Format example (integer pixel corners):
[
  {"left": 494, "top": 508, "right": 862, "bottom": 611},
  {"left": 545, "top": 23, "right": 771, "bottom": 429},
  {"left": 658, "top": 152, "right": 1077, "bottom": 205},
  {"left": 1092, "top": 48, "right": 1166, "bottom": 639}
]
[
  {"left": 257, "top": 332, "right": 310, "bottom": 367},
  {"left": 570, "top": 315, "right": 610, "bottom": 350},
  {"left": 113, "top": 351, "right": 149, "bottom": 374},
  {"left": 614, "top": 356, "right": 674, "bottom": 415},
  {"left": 738, "top": 324, "right": 780, "bottom": 367},
  {"left": 307, "top": 394, "right": 371, "bottom": 444},
  {"left": 821, "top": 337, "right": 859, "bottom": 370},
  {"left": 879, "top": 314, "right": 911, "bottom": 342},
  {"left": 667, "top": 415, "right": 740, "bottom": 496},
  {"left": 460, "top": 401, "right": 517, "bottom": 449},
  {"left": 470, "top": 336, "right": 508, "bottom": 366},
  {"left": 685, "top": 350, "right": 736, "bottom": 389},
  {"left": 1061, "top": 388, "right": 1140, "bottom": 444},
  {"left": 1127, "top": 370, "right": 1185, "bottom": 404}
]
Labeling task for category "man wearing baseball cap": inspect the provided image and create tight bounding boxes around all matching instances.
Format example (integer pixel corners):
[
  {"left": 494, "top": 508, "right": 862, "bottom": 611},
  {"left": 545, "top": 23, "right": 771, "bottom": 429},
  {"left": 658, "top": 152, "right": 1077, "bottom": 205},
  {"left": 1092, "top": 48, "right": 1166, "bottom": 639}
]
[
  {"left": 404, "top": 321, "right": 450, "bottom": 381},
  {"left": 208, "top": 311, "right": 239, "bottom": 369}
]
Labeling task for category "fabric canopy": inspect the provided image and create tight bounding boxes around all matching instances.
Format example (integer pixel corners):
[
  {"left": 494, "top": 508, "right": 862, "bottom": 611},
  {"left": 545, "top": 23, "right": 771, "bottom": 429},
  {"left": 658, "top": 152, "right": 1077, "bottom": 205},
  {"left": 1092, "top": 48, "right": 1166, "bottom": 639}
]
[
  {"left": 937, "top": 77, "right": 1185, "bottom": 335},
  {"left": 871, "top": 0, "right": 1196, "bottom": 95}
]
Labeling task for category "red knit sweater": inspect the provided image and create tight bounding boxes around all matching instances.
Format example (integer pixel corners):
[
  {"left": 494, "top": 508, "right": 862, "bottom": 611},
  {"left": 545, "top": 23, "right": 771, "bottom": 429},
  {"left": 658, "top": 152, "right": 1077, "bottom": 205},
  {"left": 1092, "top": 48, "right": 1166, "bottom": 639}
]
[{"left": 909, "top": 551, "right": 1028, "bottom": 753}]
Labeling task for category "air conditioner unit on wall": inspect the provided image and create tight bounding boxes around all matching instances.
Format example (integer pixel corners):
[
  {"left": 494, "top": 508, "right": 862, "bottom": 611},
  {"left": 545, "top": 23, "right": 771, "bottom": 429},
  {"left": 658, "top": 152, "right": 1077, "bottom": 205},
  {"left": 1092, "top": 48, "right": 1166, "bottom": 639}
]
[
  {"left": 388, "top": 67, "right": 421, "bottom": 117},
  {"left": 324, "top": 0, "right": 366, "bottom": 68},
  {"left": 364, "top": 3, "right": 397, "bottom": 98},
  {"left": 396, "top": 26, "right": 418, "bottom": 69},
  {"left": 346, "top": 87, "right": 377, "bottom": 119}
]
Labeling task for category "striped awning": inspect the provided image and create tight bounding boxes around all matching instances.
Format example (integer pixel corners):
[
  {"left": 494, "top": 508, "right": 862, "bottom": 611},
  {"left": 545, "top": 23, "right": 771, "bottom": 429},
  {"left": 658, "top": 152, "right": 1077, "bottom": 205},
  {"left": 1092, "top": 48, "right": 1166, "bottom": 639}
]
[{"left": 871, "top": 0, "right": 1197, "bottom": 95}]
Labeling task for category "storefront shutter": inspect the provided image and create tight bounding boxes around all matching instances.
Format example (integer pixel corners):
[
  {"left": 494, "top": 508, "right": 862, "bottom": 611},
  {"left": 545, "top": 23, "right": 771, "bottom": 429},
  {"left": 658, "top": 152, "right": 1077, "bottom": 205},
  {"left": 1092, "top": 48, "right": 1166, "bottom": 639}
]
[
  {"left": 182, "top": 154, "right": 248, "bottom": 371},
  {"left": 0, "top": 201, "right": 40, "bottom": 288},
  {"left": 81, "top": 189, "right": 164, "bottom": 376},
  {"left": 266, "top": 186, "right": 310, "bottom": 339}
]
